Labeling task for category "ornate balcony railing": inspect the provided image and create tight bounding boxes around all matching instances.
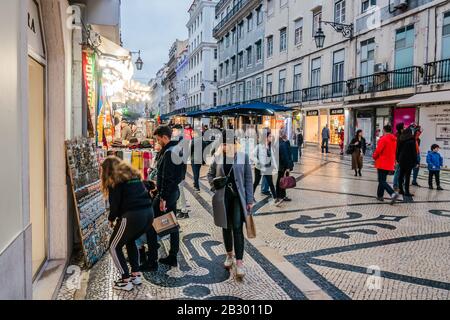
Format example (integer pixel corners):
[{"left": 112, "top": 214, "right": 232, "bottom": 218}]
[
  {"left": 213, "top": 0, "right": 250, "bottom": 37},
  {"left": 321, "top": 81, "right": 346, "bottom": 99},
  {"left": 345, "top": 66, "right": 422, "bottom": 96},
  {"left": 424, "top": 58, "right": 450, "bottom": 84}
]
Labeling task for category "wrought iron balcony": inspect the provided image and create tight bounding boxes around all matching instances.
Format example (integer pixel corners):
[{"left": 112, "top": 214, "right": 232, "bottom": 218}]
[
  {"left": 424, "top": 58, "right": 450, "bottom": 85},
  {"left": 346, "top": 66, "right": 422, "bottom": 96},
  {"left": 320, "top": 81, "right": 346, "bottom": 100}
]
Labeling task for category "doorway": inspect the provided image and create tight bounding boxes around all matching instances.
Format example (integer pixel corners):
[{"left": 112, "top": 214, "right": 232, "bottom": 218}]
[{"left": 28, "top": 57, "right": 47, "bottom": 278}]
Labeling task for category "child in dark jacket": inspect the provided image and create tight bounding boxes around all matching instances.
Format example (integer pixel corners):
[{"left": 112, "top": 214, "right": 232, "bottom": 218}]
[{"left": 426, "top": 144, "right": 444, "bottom": 190}]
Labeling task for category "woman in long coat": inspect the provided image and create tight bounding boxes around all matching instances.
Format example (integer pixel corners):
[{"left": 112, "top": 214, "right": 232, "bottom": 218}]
[
  {"left": 350, "top": 130, "right": 367, "bottom": 176},
  {"left": 207, "top": 130, "right": 254, "bottom": 280}
]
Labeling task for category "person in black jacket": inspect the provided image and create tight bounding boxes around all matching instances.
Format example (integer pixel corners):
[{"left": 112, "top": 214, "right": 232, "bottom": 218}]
[
  {"left": 145, "top": 125, "right": 185, "bottom": 269},
  {"left": 276, "top": 130, "right": 294, "bottom": 203},
  {"left": 296, "top": 128, "right": 304, "bottom": 159},
  {"left": 397, "top": 128, "right": 418, "bottom": 197},
  {"left": 101, "top": 156, "right": 154, "bottom": 292},
  {"left": 349, "top": 130, "right": 367, "bottom": 176}
]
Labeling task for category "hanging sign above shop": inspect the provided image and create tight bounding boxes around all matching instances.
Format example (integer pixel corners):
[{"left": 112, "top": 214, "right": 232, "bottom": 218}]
[
  {"left": 306, "top": 110, "right": 319, "bottom": 116},
  {"left": 83, "top": 49, "right": 98, "bottom": 137},
  {"left": 27, "top": 0, "right": 45, "bottom": 60},
  {"left": 330, "top": 108, "right": 345, "bottom": 115}
]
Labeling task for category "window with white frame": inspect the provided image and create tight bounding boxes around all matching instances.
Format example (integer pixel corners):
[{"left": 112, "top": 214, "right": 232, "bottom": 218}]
[
  {"left": 255, "top": 77, "right": 263, "bottom": 98},
  {"left": 225, "top": 60, "right": 229, "bottom": 77},
  {"left": 361, "top": 0, "right": 376, "bottom": 13},
  {"left": 238, "top": 51, "right": 244, "bottom": 70},
  {"left": 246, "top": 80, "right": 252, "bottom": 101},
  {"left": 442, "top": 11, "right": 450, "bottom": 59},
  {"left": 267, "top": 35, "right": 274, "bottom": 57},
  {"left": 293, "top": 64, "right": 302, "bottom": 91},
  {"left": 238, "top": 21, "right": 244, "bottom": 38},
  {"left": 335, "top": 1, "right": 345, "bottom": 24},
  {"left": 225, "top": 33, "right": 230, "bottom": 48},
  {"left": 278, "top": 69, "right": 286, "bottom": 94},
  {"left": 280, "top": 28, "right": 287, "bottom": 52},
  {"left": 313, "top": 10, "right": 322, "bottom": 37},
  {"left": 294, "top": 18, "right": 303, "bottom": 45},
  {"left": 247, "top": 46, "right": 253, "bottom": 66},
  {"left": 266, "top": 74, "right": 273, "bottom": 95},
  {"left": 256, "top": 40, "right": 262, "bottom": 62},
  {"left": 238, "top": 83, "right": 244, "bottom": 102},
  {"left": 231, "top": 56, "right": 236, "bottom": 74},
  {"left": 311, "top": 57, "right": 321, "bottom": 87},
  {"left": 231, "top": 86, "right": 236, "bottom": 103},
  {"left": 256, "top": 6, "right": 263, "bottom": 25},
  {"left": 360, "top": 38, "right": 375, "bottom": 76},
  {"left": 247, "top": 13, "right": 253, "bottom": 32}
]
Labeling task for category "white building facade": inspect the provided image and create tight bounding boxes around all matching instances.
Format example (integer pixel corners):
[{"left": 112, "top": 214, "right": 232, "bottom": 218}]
[
  {"left": 259, "top": 0, "right": 450, "bottom": 166},
  {"left": 187, "top": 0, "right": 219, "bottom": 111},
  {"left": 214, "top": 0, "right": 266, "bottom": 106},
  {"left": 176, "top": 49, "right": 190, "bottom": 111}
]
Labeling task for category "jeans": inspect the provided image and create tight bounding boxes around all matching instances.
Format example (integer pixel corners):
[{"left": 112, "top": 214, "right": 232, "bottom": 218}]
[
  {"left": 177, "top": 182, "right": 187, "bottom": 212},
  {"left": 223, "top": 191, "right": 244, "bottom": 260},
  {"left": 192, "top": 163, "right": 202, "bottom": 189},
  {"left": 393, "top": 164, "right": 401, "bottom": 189},
  {"left": 429, "top": 171, "right": 441, "bottom": 187},
  {"left": 261, "top": 178, "right": 269, "bottom": 194},
  {"left": 276, "top": 170, "right": 287, "bottom": 199},
  {"left": 147, "top": 190, "right": 180, "bottom": 262},
  {"left": 253, "top": 168, "right": 276, "bottom": 199},
  {"left": 321, "top": 139, "right": 329, "bottom": 153},
  {"left": 377, "top": 169, "right": 395, "bottom": 198},
  {"left": 399, "top": 166, "right": 413, "bottom": 195}
]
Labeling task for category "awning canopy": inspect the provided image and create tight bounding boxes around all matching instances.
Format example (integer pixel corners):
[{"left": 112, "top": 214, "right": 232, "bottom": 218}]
[
  {"left": 345, "top": 99, "right": 403, "bottom": 109},
  {"left": 186, "top": 102, "right": 292, "bottom": 118},
  {"left": 397, "top": 91, "right": 450, "bottom": 107}
]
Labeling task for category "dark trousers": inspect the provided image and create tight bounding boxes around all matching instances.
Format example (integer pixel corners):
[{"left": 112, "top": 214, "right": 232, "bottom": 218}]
[
  {"left": 147, "top": 189, "right": 180, "bottom": 262},
  {"left": 109, "top": 209, "right": 153, "bottom": 278},
  {"left": 429, "top": 171, "right": 441, "bottom": 187},
  {"left": 223, "top": 191, "right": 244, "bottom": 260},
  {"left": 253, "top": 168, "right": 276, "bottom": 199},
  {"left": 298, "top": 146, "right": 302, "bottom": 158},
  {"left": 377, "top": 169, "right": 395, "bottom": 198},
  {"left": 399, "top": 166, "right": 413, "bottom": 194},
  {"left": 321, "top": 139, "right": 329, "bottom": 153},
  {"left": 276, "top": 170, "right": 287, "bottom": 199},
  {"left": 192, "top": 163, "right": 202, "bottom": 189}
]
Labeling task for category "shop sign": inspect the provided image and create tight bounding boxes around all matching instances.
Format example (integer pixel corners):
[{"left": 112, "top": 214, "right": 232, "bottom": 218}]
[
  {"left": 330, "top": 108, "right": 344, "bottom": 115},
  {"left": 27, "top": 0, "right": 45, "bottom": 59},
  {"left": 306, "top": 110, "right": 319, "bottom": 116},
  {"left": 419, "top": 106, "right": 450, "bottom": 168},
  {"left": 83, "top": 49, "right": 97, "bottom": 136}
]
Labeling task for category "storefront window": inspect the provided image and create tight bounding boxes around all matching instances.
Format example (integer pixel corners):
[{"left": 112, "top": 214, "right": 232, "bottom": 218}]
[
  {"left": 329, "top": 109, "right": 345, "bottom": 145},
  {"left": 305, "top": 110, "right": 319, "bottom": 143}
]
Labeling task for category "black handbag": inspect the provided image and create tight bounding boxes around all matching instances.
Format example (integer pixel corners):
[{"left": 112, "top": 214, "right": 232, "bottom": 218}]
[
  {"left": 346, "top": 144, "right": 355, "bottom": 155},
  {"left": 212, "top": 165, "right": 233, "bottom": 190}
]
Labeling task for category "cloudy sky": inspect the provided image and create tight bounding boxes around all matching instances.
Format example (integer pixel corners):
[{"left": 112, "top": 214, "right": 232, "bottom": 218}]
[{"left": 121, "top": 0, "right": 190, "bottom": 83}]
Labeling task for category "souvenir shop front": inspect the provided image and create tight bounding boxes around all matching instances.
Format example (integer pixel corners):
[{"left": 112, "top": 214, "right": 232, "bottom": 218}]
[{"left": 303, "top": 106, "right": 347, "bottom": 147}]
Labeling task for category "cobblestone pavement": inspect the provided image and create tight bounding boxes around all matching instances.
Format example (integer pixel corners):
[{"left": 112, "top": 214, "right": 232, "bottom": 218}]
[{"left": 57, "top": 147, "right": 450, "bottom": 300}]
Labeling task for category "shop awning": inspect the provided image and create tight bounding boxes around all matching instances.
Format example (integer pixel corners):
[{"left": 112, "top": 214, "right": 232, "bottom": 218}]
[
  {"left": 98, "top": 35, "right": 130, "bottom": 59},
  {"left": 345, "top": 99, "right": 404, "bottom": 109},
  {"left": 187, "top": 102, "right": 292, "bottom": 118},
  {"left": 397, "top": 91, "right": 450, "bottom": 107}
]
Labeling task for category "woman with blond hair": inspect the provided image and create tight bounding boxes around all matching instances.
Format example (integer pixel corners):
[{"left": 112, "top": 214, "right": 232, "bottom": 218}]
[{"left": 101, "top": 156, "right": 154, "bottom": 291}]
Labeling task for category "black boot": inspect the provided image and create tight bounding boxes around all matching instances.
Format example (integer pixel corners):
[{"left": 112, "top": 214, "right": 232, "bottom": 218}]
[
  {"left": 358, "top": 169, "right": 362, "bottom": 177},
  {"left": 354, "top": 170, "right": 358, "bottom": 177},
  {"left": 159, "top": 255, "right": 178, "bottom": 268}
]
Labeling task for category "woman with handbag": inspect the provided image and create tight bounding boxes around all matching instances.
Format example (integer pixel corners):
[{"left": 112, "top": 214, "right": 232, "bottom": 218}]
[
  {"left": 100, "top": 156, "right": 154, "bottom": 292},
  {"left": 350, "top": 130, "right": 367, "bottom": 176},
  {"left": 207, "top": 130, "right": 254, "bottom": 280},
  {"left": 253, "top": 132, "right": 278, "bottom": 205},
  {"left": 276, "top": 131, "right": 294, "bottom": 203}
]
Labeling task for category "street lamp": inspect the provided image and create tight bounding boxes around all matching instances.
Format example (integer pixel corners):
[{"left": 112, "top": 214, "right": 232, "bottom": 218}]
[
  {"left": 314, "top": 18, "right": 354, "bottom": 49},
  {"left": 200, "top": 83, "right": 206, "bottom": 92},
  {"left": 131, "top": 50, "right": 144, "bottom": 71}
]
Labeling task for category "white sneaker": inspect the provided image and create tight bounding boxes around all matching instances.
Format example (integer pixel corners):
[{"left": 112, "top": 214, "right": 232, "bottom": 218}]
[
  {"left": 224, "top": 255, "right": 234, "bottom": 269},
  {"left": 235, "top": 265, "right": 245, "bottom": 280},
  {"left": 131, "top": 274, "right": 143, "bottom": 285},
  {"left": 113, "top": 279, "right": 134, "bottom": 291}
]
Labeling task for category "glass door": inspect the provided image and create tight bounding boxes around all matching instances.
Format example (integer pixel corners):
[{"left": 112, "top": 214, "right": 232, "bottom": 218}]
[{"left": 28, "top": 57, "right": 47, "bottom": 278}]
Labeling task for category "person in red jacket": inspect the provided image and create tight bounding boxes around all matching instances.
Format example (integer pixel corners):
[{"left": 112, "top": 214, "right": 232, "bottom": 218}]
[{"left": 373, "top": 125, "right": 400, "bottom": 204}]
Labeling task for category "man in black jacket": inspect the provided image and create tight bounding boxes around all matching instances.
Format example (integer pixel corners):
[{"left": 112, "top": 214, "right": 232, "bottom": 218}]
[
  {"left": 145, "top": 126, "right": 185, "bottom": 270},
  {"left": 190, "top": 129, "right": 208, "bottom": 192}
]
